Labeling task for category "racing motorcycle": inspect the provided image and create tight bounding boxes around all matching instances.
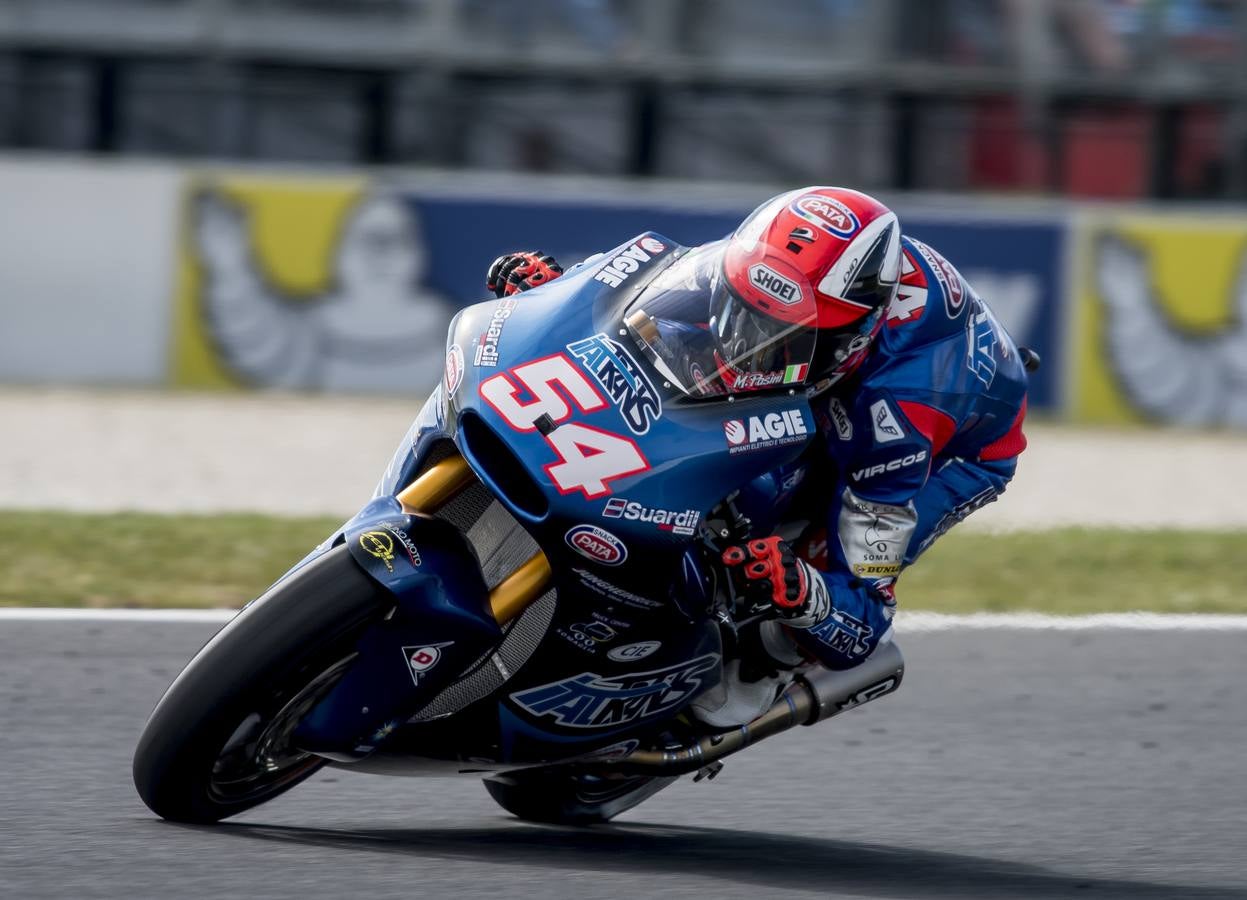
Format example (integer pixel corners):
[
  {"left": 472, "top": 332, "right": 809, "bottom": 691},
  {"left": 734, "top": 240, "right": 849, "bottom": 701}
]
[{"left": 133, "top": 232, "right": 905, "bottom": 825}]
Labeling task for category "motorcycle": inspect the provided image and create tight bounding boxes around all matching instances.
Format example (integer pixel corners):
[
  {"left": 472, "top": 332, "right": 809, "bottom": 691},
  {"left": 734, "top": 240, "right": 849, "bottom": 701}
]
[{"left": 133, "top": 232, "right": 905, "bottom": 825}]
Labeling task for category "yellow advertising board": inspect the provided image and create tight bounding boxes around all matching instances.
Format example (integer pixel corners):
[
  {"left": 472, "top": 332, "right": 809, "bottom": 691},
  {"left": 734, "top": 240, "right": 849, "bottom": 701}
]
[
  {"left": 170, "top": 173, "right": 454, "bottom": 393},
  {"left": 1074, "top": 212, "right": 1247, "bottom": 428}
]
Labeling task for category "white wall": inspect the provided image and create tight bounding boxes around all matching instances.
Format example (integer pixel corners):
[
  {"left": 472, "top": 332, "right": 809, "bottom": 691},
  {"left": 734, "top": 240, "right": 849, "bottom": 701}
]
[{"left": 0, "top": 156, "right": 180, "bottom": 384}]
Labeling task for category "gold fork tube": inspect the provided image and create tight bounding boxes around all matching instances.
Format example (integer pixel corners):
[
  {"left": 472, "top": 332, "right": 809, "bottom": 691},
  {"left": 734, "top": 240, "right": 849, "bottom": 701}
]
[
  {"left": 394, "top": 450, "right": 553, "bottom": 625},
  {"left": 396, "top": 453, "right": 476, "bottom": 513},
  {"left": 488, "top": 552, "right": 554, "bottom": 625}
]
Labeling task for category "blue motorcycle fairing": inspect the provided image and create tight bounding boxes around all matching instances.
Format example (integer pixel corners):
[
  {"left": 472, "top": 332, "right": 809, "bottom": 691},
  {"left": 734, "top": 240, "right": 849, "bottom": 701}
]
[
  {"left": 284, "top": 232, "right": 823, "bottom": 765},
  {"left": 291, "top": 513, "right": 501, "bottom": 760}
]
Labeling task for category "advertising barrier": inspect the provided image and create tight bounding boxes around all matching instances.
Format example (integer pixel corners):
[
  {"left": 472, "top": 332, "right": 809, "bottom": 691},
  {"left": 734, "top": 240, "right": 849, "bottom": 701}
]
[
  {"left": 171, "top": 171, "right": 1068, "bottom": 408},
  {"left": 1074, "top": 211, "right": 1247, "bottom": 428}
]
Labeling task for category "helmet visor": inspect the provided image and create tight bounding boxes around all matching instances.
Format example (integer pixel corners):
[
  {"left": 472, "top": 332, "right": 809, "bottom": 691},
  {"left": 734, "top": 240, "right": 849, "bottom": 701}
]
[{"left": 622, "top": 243, "right": 819, "bottom": 397}]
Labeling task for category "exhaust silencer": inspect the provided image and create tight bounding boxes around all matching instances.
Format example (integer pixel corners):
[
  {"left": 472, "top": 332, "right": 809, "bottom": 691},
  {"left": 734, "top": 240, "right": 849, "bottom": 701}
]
[{"left": 797, "top": 640, "right": 905, "bottom": 725}]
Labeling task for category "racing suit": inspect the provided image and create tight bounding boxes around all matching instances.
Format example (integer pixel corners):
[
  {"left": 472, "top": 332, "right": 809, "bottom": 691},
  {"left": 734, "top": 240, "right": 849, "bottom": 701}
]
[{"left": 736, "top": 234, "right": 1029, "bottom": 671}]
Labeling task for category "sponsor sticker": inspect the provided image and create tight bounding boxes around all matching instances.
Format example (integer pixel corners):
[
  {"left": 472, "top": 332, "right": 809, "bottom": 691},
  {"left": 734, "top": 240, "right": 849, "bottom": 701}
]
[
  {"left": 565, "top": 524, "right": 628, "bottom": 566},
  {"left": 966, "top": 308, "right": 998, "bottom": 386},
  {"left": 807, "top": 609, "right": 875, "bottom": 659},
  {"left": 850, "top": 449, "right": 928, "bottom": 482},
  {"left": 607, "top": 641, "right": 661, "bottom": 662},
  {"left": 723, "top": 409, "right": 810, "bottom": 455},
  {"left": 748, "top": 263, "right": 802, "bottom": 305},
  {"left": 510, "top": 653, "right": 720, "bottom": 729},
  {"left": 401, "top": 641, "right": 453, "bottom": 687},
  {"left": 602, "top": 498, "right": 700, "bottom": 536},
  {"left": 910, "top": 239, "right": 964, "bottom": 318},
  {"left": 557, "top": 620, "right": 618, "bottom": 654},
  {"left": 359, "top": 530, "right": 397, "bottom": 573},
  {"left": 870, "top": 399, "right": 904, "bottom": 444},
  {"left": 592, "top": 236, "right": 668, "bottom": 289},
  {"left": 829, "top": 397, "right": 853, "bottom": 440},
  {"left": 444, "top": 343, "right": 465, "bottom": 395},
  {"left": 567, "top": 333, "right": 662, "bottom": 435},
  {"left": 380, "top": 522, "right": 421, "bottom": 566},
  {"left": 474, "top": 295, "right": 518, "bottom": 367},
  {"left": 791, "top": 193, "right": 861, "bottom": 239},
  {"left": 573, "top": 568, "right": 663, "bottom": 609}
]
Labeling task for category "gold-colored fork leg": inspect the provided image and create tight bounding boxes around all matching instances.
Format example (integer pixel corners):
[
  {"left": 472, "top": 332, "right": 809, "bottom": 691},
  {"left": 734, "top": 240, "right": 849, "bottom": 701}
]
[
  {"left": 394, "top": 450, "right": 552, "bottom": 625},
  {"left": 396, "top": 454, "right": 476, "bottom": 513}
]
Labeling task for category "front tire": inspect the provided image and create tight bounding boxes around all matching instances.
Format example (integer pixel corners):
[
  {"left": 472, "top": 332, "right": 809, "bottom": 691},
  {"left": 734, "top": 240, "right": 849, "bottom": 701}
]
[
  {"left": 133, "top": 544, "right": 387, "bottom": 823},
  {"left": 483, "top": 770, "right": 679, "bottom": 825}
]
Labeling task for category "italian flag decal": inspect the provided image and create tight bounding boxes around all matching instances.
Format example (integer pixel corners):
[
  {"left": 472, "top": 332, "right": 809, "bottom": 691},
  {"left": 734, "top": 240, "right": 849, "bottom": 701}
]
[{"left": 783, "top": 363, "right": 809, "bottom": 384}]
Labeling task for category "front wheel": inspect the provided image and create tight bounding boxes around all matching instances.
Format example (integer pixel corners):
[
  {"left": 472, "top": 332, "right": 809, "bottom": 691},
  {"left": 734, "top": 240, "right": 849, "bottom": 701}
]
[
  {"left": 133, "top": 544, "right": 388, "bottom": 823},
  {"left": 483, "top": 770, "right": 679, "bottom": 825}
]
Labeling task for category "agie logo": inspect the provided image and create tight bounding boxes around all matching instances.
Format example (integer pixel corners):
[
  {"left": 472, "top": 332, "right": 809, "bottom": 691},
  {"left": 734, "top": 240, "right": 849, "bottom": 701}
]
[
  {"left": 565, "top": 524, "right": 628, "bottom": 566},
  {"left": 792, "top": 194, "right": 860, "bottom": 238},
  {"left": 724, "top": 409, "right": 810, "bottom": 454}
]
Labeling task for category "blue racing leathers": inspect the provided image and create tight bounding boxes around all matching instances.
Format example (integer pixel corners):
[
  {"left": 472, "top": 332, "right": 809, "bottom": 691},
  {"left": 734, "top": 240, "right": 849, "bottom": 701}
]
[{"left": 753, "top": 236, "right": 1029, "bottom": 670}]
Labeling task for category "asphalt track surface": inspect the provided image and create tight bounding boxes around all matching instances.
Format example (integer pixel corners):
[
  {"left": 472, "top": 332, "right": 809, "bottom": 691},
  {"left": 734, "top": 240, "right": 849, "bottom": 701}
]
[{"left": 4, "top": 621, "right": 1246, "bottom": 900}]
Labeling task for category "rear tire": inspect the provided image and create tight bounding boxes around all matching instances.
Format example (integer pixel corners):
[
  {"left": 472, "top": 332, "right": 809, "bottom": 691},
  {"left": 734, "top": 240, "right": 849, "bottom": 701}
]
[
  {"left": 483, "top": 770, "right": 678, "bottom": 825},
  {"left": 132, "top": 545, "right": 387, "bottom": 823}
]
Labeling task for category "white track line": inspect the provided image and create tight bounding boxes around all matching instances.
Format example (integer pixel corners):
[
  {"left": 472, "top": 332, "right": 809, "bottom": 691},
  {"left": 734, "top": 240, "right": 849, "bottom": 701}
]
[{"left": 2, "top": 608, "right": 1247, "bottom": 631}]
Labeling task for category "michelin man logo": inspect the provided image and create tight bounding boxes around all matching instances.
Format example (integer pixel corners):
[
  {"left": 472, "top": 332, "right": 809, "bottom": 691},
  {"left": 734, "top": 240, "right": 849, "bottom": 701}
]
[
  {"left": 191, "top": 188, "right": 454, "bottom": 392},
  {"left": 1094, "top": 233, "right": 1247, "bottom": 427}
]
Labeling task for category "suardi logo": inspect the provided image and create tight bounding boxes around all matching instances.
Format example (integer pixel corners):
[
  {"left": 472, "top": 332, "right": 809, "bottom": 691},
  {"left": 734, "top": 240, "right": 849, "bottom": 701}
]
[
  {"left": 748, "top": 264, "right": 801, "bottom": 305},
  {"left": 851, "top": 449, "right": 928, "bottom": 482},
  {"left": 792, "top": 194, "right": 860, "bottom": 238},
  {"left": 723, "top": 409, "right": 809, "bottom": 454},
  {"left": 603, "top": 498, "right": 700, "bottom": 536},
  {"left": 565, "top": 524, "right": 628, "bottom": 566},
  {"left": 474, "top": 296, "right": 518, "bottom": 367},
  {"left": 593, "top": 236, "right": 668, "bottom": 289}
]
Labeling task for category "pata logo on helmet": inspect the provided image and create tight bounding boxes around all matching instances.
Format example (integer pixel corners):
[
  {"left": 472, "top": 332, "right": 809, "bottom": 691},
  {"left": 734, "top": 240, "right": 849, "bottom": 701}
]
[{"left": 791, "top": 194, "right": 861, "bottom": 239}]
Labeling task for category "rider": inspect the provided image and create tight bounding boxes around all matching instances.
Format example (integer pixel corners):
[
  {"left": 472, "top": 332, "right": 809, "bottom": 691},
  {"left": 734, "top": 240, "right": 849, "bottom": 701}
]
[{"left": 485, "top": 187, "right": 1029, "bottom": 723}]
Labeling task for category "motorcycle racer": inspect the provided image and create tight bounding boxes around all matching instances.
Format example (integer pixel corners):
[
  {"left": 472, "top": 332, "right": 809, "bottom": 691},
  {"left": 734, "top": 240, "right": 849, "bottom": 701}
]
[{"left": 485, "top": 187, "right": 1029, "bottom": 720}]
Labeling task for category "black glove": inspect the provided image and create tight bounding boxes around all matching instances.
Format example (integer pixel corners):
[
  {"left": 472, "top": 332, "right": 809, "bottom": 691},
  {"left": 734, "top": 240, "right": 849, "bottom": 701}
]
[
  {"left": 721, "top": 536, "right": 829, "bottom": 628},
  {"left": 485, "top": 251, "right": 563, "bottom": 298}
]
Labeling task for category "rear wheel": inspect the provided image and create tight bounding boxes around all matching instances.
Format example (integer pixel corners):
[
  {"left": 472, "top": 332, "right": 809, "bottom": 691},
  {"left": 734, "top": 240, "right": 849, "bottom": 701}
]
[
  {"left": 483, "top": 770, "right": 679, "bottom": 825},
  {"left": 133, "top": 544, "right": 388, "bottom": 823}
]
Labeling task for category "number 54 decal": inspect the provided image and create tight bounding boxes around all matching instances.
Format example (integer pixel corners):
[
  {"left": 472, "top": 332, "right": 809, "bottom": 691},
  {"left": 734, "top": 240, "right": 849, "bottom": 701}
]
[{"left": 480, "top": 354, "right": 649, "bottom": 498}]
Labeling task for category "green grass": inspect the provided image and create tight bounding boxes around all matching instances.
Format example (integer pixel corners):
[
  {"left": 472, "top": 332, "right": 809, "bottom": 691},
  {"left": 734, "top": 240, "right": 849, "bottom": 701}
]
[{"left": 0, "top": 510, "right": 1243, "bottom": 613}]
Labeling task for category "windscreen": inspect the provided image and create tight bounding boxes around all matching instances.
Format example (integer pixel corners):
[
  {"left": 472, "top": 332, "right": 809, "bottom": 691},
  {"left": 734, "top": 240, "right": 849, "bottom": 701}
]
[{"left": 623, "top": 243, "right": 818, "bottom": 399}]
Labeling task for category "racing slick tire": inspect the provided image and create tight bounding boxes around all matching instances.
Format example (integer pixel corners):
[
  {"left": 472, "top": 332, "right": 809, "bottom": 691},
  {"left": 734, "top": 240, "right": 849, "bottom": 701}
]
[{"left": 133, "top": 544, "right": 387, "bottom": 823}]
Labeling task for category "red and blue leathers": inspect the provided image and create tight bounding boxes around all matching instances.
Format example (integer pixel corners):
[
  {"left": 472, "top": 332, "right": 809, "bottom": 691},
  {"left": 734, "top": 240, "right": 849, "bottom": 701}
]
[{"left": 738, "top": 235, "right": 1029, "bottom": 670}]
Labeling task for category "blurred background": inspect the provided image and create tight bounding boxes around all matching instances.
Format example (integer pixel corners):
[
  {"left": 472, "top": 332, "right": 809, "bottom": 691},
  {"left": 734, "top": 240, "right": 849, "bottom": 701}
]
[{"left": 2, "top": 0, "right": 1247, "bottom": 488}]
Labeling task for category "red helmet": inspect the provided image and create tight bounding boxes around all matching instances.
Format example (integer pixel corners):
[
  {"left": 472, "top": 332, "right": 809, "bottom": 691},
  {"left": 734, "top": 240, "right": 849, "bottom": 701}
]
[{"left": 709, "top": 186, "right": 901, "bottom": 390}]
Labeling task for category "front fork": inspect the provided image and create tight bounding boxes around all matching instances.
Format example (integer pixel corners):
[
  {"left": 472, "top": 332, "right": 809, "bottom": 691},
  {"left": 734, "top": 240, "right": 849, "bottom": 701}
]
[{"left": 293, "top": 449, "right": 552, "bottom": 759}]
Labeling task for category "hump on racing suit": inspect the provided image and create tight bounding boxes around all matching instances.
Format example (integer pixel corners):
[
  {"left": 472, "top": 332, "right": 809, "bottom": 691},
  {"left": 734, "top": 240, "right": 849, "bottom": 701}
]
[{"left": 746, "top": 235, "right": 1030, "bottom": 670}]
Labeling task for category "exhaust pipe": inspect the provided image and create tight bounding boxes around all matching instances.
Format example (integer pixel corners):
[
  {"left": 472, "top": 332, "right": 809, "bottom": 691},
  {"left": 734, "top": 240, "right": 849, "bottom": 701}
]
[{"left": 605, "top": 641, "right": 905, "bottom": 776}]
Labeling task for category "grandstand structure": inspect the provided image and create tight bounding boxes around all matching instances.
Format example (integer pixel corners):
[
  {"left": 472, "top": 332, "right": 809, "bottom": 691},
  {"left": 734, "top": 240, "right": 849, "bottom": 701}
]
[{"left": 0, "top": 0, "right": 1243, "bottom": 198}]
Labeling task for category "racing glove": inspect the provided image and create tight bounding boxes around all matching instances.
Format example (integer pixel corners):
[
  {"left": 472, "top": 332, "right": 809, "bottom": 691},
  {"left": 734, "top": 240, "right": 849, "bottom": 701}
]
[
  {"left": 486, "top": 251, "right": 563, "bottom": 298},
  {"left": 722, "top": 536, "right": 830, "bottom": 629}
]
